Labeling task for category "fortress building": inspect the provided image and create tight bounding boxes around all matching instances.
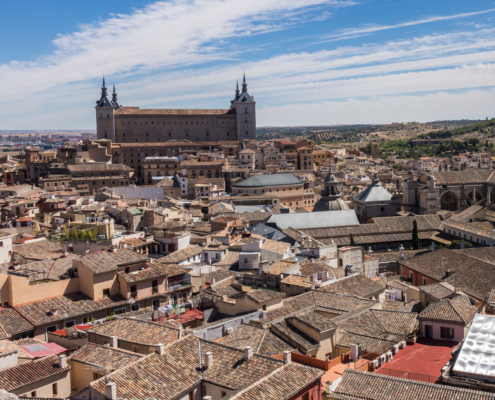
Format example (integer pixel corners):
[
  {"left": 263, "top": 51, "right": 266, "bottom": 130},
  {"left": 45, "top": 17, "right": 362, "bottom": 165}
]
[{"left": 95, "top": 76, "right": 256, "bottom": 143}]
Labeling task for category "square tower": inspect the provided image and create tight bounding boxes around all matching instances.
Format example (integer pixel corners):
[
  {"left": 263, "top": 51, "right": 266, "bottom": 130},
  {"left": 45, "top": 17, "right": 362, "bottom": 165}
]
[{"left": 232, "top": 75, "right": 256, "bottom": 141}]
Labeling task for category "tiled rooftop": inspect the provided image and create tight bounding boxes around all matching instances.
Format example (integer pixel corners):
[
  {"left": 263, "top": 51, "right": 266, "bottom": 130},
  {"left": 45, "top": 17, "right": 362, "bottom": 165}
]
[
  {"left": 317, "top": 274, "right": 384, "bottom": 298},
  {"left": 87, "top": 317, "right": 180, "bottom": 346},
  {"left": 79, "top": 249, "right": 148, "bottom": 274},
  {"left": 0, "top": 354, "right": 70, "bottom": 392},
  {"left": 70, "top": 342, "right": 142, "bottom": 370},
  {"left": 14, "top": 292, "right": 128, "bottom": 326},
  {"left": 0, "top": 307, "right": 34, "bottom": 337}
]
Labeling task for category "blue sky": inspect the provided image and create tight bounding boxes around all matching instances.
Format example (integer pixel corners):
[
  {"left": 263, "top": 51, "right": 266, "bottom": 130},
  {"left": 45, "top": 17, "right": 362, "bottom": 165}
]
[{"left": 2, "top": 0, "right": 495, "bottom": 129}]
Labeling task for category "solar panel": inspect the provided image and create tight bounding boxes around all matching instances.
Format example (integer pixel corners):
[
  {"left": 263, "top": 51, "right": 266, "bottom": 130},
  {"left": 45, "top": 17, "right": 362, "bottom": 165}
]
[{"left": 24, "top": 344, "right": 48, "bottom": 352}]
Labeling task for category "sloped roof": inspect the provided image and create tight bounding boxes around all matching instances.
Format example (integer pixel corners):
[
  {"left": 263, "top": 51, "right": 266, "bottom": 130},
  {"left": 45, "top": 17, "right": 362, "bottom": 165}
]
[
  {"left": 79, "top": 249, "right": 148, "bottom": 275},
  {"left": 317, "top": 274, "right": 384, "bottom": 298},
  {"left": 265, "top": 210, "right": 359, "bottom": 230},
  {"left": 70, "top": 342, "right": 142, "bottom": 370},
  {"left": 419, "top": 298, "right": 478, "bottom": 323},
  {"left": 233, "top": 173, "right": 301, "bottom": 188}
]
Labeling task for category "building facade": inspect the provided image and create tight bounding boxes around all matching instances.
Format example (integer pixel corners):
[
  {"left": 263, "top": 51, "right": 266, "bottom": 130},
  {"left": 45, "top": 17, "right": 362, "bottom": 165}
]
[{"left": 95, "top": 76, "right": 256, "bottom": 143}]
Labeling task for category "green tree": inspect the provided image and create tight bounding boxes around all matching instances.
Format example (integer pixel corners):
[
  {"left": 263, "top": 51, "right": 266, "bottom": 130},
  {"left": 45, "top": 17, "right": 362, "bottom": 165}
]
[
  {"left": 78, "top": 230, "right": 86, "bottom": 241},
  {"left": 86, "top": 230, "right": 94, "bottom": 241},
  {"left": 412, "top": 219, "right": 420, "bottom": 250},
  {"left": 349, "top": 233, "right": 357, "bottom": 246}
]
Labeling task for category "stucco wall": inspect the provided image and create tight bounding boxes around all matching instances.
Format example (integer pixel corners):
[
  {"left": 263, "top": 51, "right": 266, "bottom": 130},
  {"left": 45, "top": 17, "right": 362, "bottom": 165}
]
[
  {"left": 71, "top": 360, "right": 100, "bottom": 392},
  {"left": 9, "top": 275, "right": 80, "bottom": 307},
  {"left": 16, "top": 371, "right": 71, "bottom": 399},
  {"left": 421, "top": 320, "right": 466, "bottom": 342}
]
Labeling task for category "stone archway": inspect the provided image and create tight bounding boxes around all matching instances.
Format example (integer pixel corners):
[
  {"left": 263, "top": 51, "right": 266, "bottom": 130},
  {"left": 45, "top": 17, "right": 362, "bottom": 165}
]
[{"left": 441, "top": 191, "right": 458, "bottom": 211}]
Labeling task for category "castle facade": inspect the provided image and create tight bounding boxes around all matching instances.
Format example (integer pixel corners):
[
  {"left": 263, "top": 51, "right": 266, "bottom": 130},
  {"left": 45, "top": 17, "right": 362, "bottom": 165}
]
[{"left": 95, "top": 76, "right": 256, "bottom": 143}]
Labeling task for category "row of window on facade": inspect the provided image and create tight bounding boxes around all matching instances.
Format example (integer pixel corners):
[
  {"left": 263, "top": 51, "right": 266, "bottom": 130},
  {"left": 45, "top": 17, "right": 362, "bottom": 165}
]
[{"left": 114, "top": 119, "right": 237, "bottom": 125}]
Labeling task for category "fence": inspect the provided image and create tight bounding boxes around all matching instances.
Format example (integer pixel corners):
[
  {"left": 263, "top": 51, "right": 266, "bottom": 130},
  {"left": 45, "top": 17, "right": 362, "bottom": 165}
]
[{"left": 378, "top": 367, "right": 439, "bottom": 383}]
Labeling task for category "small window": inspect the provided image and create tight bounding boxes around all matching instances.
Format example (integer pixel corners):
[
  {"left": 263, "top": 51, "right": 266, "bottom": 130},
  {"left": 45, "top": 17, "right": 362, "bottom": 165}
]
[
  {"left": 31, "top": 392, "right": 37, "bottom": 397},
  {"left": 113, "top": 306, "right": 126, "bottom": 315},
  {"left": 441, "top": 327, "right": 455, "bottom": 339},
  {"left": 221, "top": 392, "right": 226, "bottom": 397},
  {"left": 131, "top": 304, "right": 140, "bottom": 312},
  {"left": 132, "top": 345, "right": 139, "bottom": 353},
  {"left": 52, "top": 383, "right": 58, "bottom": 396},
  {"left": 423, "top": 278, "right": 427, "bottom": 285},
  {"left": 82, "top": 315, "right": 93, "bottom": 323},
  {"left": 93, "top": 372, "right": 99, "bottom": 381},
  {"left": 302, "top": 393, "right": 309, "bottom": 400}
]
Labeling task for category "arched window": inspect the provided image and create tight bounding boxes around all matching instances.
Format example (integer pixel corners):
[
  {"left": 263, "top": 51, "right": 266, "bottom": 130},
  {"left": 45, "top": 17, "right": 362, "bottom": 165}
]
[
  {"left": 168, "top": 131, "right": 172, "bottom": 137},
  {"left": 122, "top": 132, "right": 126, "bottom": 137},
  {"left": 107, "top": 114, "right": 110, "bottom": 118},
  {"left": 245, "top": 130, "right": 249, "bottom": 135},
  {"left": 146, "top": 131, "right": 149, "bottom": 136},
  {"left": 441, "top": 191, "right": 458, "bottom": 211}
]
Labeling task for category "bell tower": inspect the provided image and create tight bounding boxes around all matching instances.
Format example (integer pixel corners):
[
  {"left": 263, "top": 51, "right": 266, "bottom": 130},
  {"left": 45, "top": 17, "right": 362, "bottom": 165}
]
[
  {"left": 95, "top": 77, "right": 116, "bottom": 142},
  {"left": 231, "top": 74, "right": 256, "bottom": 141}
]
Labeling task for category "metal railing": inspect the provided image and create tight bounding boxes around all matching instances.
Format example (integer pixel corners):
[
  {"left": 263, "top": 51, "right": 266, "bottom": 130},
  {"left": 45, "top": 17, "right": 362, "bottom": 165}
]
[{"left": 168, "top": 279, "right": 192, "bottom": 290}]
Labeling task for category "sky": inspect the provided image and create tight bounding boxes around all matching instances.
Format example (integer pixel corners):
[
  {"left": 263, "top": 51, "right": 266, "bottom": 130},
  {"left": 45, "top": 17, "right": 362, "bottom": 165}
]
[{"left": 2, "top": 0, "right": 495, "bottom": 129}]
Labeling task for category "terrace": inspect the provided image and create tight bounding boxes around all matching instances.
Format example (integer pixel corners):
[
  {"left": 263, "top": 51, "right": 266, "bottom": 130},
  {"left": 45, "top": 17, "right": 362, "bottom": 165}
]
[{"left": 375, "top": 338, "right": 456, "bottom": 383}]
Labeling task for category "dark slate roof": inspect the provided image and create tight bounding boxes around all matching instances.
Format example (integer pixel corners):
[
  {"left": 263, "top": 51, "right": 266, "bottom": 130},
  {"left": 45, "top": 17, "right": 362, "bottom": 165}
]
[
  {"left": 0, "top": 307, "right": 34, "bottom": 337},
  {"left": 79, "top": 249, "right": 148, "bottom": 275},
  {"left": 233, "top": 173, "right": 301, "bottom": 188},
  {"left": 205, "top": 276, "right": 243, "bottom": 298},
  {"left": 264, "top": 210, "right": 359, "bottom": 230},
  {"left": 333, "top": 369, "right": 495, "bottom": 400},
  {"left": 317, "top": 274, "right": 384, "bottom": 298},
  {"left": 247, "top": 223, "right": 294, "bottom": 244},
  {"left": 70, "top": 342, "right": 142, "bottom": 370},
  {"left": 353, "top": 173, "right": 398, "bottom": 203},
  {"left": 0, "top": 354, "right": 70, "bottom": 392}
]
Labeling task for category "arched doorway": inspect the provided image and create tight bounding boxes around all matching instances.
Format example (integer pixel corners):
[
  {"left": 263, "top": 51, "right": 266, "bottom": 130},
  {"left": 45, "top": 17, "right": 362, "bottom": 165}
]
[
  {"left": 468, "top": 190, "right": 483, "bottom": 202},
  {"left": 441, "top": 191, "right": 458, "bottom": 211}
]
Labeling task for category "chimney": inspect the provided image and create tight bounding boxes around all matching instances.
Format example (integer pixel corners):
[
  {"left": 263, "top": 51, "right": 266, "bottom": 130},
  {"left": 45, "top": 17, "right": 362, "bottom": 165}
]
[
  {"left": 204, "top": 351, "right": 213, "bottom": 368},
  {"left": 283, "top": 351, "right": 291, "bottom": 363},
  {"left": 110, "top": 336, "right": 118, "bottom": 348},
  {"left": 58, "top": 354, "right": 67, "bottom": 368},
  {"left": 106, "top": 382, "right": 117, "bottom": 400},
  {"left": 156, "top": 343, "right": 165, "bottom": 355},
  {"left": 243, "top": 346, "right": 253, "bottom": 361}
]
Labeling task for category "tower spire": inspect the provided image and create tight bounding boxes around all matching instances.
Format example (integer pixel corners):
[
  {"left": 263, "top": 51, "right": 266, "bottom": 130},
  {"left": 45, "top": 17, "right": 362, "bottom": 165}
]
[
  {"left": 112, "top": 84, "right": 118, "bottom": 103},
  {"left": 101, "top": 76, "right": 108, "bottom": 97},
  {"left": 235, "top": 80, "right": 240, "bottom": 97},
  {"left": 242, "top": 73, "right": 247, "bottom": 93}
]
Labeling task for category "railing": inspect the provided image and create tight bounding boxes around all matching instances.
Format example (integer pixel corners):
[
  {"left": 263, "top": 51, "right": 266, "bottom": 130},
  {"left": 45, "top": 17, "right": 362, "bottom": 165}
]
[
  {"left": 130, "top": 292, "right": 138, "bottom": 298},
  {"left": 377, "top": 367, "right": 439, "bottom": 383},
  {"left": 168, "top": 279, "right": 192, "bottom": 290},
  {"left": 152, "top": 287, "right": 159, "bottom": 294},
  {"left": 239, "top": 262, "right": 260, "bottom": 269}
]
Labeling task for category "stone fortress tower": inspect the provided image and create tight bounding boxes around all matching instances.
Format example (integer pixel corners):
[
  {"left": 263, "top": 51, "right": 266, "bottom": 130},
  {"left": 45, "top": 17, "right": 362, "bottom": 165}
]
[{"left": 95, "top": 74, "right": 256, "bottom": 143}]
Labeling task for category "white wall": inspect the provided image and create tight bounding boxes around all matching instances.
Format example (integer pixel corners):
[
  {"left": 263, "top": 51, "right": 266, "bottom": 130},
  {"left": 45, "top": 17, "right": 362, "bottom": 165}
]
[
  {"left": 422, "top": 321, "right": 465, "bottom": 342},
  {"left": 0, "top": 235, "right": 13, "bottom": 264}
]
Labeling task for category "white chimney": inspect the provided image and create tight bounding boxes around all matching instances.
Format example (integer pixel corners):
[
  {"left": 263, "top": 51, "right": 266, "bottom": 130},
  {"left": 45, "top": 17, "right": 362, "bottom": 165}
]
[
  {"left": 156, "top": 343, "right": 165, "bottom": 355},
  {"left": 110, "top": 336, "right": 118, "bottom": 348},
  {"left": 106, "top": 382, "right": 117, "bottom": 400},
  {"left": 205, "top": 351, "right": 213, "bottom": 368},
  {"left": 283, "top": 351, "right": 291, "bottom": 363},
  {"left": 244, "top": 346, "right": 253, "bottom": 361},
  {"left": 58, "top": 354, "right": 67, "bottom": 368},
  {"left": 123, "top": 243, "right": 128, "bottom": 249}
]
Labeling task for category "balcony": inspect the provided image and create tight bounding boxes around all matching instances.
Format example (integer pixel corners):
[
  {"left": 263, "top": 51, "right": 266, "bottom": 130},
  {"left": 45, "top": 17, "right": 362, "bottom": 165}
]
[
  {"left": 168, "top": 279, "right": 192, "bottom": 291},
  {"left": 130, "top": 291, "right": 138, "bottom": 298}
]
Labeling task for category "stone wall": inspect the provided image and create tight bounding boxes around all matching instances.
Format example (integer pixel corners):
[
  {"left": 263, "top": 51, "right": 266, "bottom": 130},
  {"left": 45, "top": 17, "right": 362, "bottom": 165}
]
[{"left": 114, "top": 114, "right": 239, "bottom": 143}]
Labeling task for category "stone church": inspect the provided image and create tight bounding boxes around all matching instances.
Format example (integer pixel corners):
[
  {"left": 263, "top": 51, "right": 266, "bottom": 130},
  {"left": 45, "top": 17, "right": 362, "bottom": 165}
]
[
  {"left": 403, "top": 170, "right": 495, "bottom": 214},
  {"left": 95, "top": 76, "right": 256, "bottom": 143}
]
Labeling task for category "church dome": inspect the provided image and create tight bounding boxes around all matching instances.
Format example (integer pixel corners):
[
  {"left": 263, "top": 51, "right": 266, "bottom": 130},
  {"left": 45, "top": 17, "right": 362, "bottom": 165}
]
[{"left": 314, "top": 171, "right": 349, "bottom": 212}]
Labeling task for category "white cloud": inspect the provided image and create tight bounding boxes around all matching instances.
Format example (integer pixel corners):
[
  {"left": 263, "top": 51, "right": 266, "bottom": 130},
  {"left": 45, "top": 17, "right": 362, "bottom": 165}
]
[
  {"left": 322, "top": 8, "right": 495, "bottom": 40},
  {"left": 0, "top": 0, "right": 350, "bottom": 102},
  {"left": 257, "top": 88, "right": 495, "bottom": 126}
]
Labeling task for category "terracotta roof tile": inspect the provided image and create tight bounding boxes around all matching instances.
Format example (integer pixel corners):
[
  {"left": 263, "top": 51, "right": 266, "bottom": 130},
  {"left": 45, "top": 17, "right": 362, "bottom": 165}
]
[
  {"left": 70, "top": 342, "right": 142, "bottom": 370},
  {"left": 0, "top": 307, "right": 34, "bottom": 337}
]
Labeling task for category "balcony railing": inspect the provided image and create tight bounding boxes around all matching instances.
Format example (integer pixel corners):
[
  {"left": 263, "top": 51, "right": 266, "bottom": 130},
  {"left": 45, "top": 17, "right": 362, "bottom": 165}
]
[
  {"left": 130, "top": 292, "right": 138, "bottom": 298},
  {"left": 168, "top": 279, "right": 192, "bottom": 291}
]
